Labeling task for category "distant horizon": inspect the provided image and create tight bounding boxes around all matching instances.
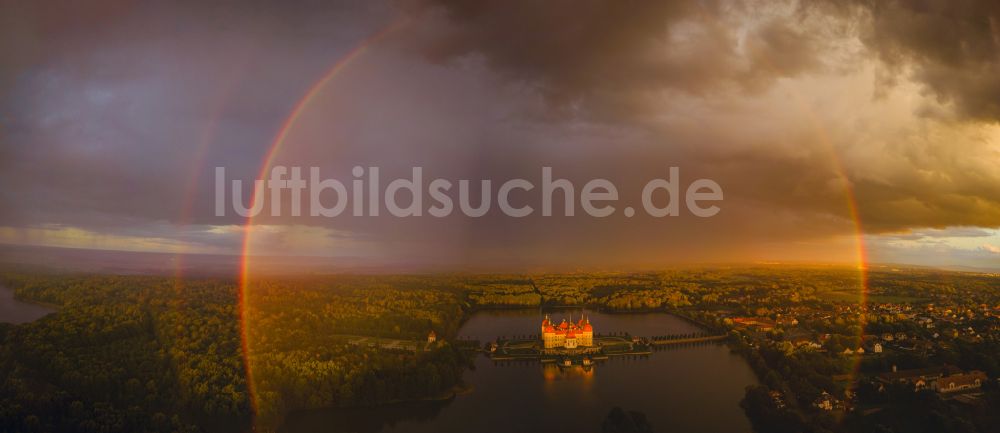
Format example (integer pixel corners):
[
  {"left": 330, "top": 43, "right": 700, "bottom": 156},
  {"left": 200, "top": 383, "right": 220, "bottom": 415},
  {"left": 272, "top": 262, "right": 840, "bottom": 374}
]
[{"left": 2, "top": 242, "right": 997, "bottom": 276}]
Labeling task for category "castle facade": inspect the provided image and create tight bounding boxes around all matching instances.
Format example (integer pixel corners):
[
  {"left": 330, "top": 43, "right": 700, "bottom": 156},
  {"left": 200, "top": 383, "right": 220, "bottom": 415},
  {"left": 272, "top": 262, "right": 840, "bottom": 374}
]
[{"left": 541, "top": 314, "right": 594, "bottom": 349}]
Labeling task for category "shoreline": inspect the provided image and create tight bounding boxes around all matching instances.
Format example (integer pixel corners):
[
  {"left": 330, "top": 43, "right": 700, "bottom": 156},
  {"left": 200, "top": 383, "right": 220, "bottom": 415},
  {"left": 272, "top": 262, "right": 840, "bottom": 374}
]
[
  {"left": 0, "top": 284, "right": 61, "bottom": 310},
  {"left": 12, "top": 295, "right": 61, "bottom": 311},
  {"left": 0, "top": 284, "right": 59, "bottom": 324}
]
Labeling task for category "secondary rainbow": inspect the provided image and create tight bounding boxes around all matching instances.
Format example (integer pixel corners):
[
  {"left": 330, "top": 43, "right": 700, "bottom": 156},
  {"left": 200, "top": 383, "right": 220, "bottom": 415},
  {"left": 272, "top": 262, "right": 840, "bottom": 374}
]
[{"left": 237, "top": 19, "right": 407, "bottom": 418}]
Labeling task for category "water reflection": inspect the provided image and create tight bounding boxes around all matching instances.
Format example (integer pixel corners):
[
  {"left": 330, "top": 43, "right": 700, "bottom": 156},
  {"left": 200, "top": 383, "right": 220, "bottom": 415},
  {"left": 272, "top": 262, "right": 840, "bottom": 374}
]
[
  {"left": 541, "top": 362, "right": 595, "bottom": 381},
  {"left": 542, "top": 362, "right": 595, "bottom": 400}
]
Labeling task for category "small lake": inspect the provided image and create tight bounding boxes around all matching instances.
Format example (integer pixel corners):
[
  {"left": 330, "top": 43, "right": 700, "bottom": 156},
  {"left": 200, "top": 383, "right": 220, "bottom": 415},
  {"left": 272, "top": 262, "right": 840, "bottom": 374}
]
[
  {"left": 283, "top": 308, "right": 758, "bottom": 433},
  {"left": 0, "top": 284, "right": 55, "bottom": 324}
]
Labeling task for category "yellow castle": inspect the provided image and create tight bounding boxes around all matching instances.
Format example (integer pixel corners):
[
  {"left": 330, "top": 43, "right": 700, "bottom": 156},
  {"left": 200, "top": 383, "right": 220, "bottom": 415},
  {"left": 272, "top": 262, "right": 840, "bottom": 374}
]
[{"left": 541, "top": 314, "right": 594, "bottom": 349}]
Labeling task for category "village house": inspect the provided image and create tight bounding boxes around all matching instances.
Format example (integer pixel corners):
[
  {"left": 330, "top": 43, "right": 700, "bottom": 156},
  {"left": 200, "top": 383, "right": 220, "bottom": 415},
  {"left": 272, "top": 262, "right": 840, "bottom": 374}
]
[
  {"left": 842, "top": 347, "right": 865, "bottom": 356},
  {"left": 935, "top": 370, "right": 987, "bottom": 394},
  {"left": 813, "top": 391, "right": 842, "bottom": 411},
  {"left": 877, "top": 365, "right": 963, "bottom": 391},
  {"left": 790, "top": 336, "right": 822, "bottom": 350},
  {"left": 775, "top": 316, "right": 799, "bottom": 327},
  {"left": 729, "top": 317, "right": 777, "bottom": 332},
  {"left": 769, "top": 390, "right": 786, "bottom": 409}
]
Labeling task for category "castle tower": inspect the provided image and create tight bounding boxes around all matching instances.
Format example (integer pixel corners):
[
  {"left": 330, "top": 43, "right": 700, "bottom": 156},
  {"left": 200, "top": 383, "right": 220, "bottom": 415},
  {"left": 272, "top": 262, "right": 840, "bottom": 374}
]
[
  {"left": 580, "top": 316, "right": 593, "bottom": 346},
  {"left": 541, "top": 315, "right": 557, "bottom": 349}
]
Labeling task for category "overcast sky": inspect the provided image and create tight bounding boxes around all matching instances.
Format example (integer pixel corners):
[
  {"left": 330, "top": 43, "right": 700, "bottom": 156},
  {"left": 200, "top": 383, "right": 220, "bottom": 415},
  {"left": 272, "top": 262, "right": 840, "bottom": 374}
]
[{"left": 1, "top": 0, "right": 999, "bottom": 270}]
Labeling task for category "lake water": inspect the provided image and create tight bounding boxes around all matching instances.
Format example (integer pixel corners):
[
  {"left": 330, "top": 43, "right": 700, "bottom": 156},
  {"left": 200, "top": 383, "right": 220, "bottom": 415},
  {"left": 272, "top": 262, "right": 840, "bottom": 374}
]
[
  {"left": 0, "top": 284, "right": 55, "bottom": 324},
  {"left": 283, "top": 308, "right": 758, "bottom": 433}
]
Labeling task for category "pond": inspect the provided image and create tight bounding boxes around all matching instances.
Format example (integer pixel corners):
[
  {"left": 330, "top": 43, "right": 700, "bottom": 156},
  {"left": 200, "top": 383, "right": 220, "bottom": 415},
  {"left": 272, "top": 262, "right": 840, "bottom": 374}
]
[
  {"left": 283, "top": 308, "right": 758, "bottom": 433},
  {"left": 0, "top": 284, "right": 55, "bottom": 324}
]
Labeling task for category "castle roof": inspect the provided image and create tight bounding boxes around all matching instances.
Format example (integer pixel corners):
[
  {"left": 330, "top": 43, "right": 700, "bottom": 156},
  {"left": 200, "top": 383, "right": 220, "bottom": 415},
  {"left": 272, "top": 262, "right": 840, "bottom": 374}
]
[{"left": 542, "top": 315, "right": 593, "bottom": 335}]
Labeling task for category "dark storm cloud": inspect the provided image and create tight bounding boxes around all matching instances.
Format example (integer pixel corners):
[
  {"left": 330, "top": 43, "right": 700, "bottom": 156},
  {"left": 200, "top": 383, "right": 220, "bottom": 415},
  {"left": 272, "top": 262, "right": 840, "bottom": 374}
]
[
  {"left": 405, "top": 0, "right": 1000, "bottom": 237},
  {"left": 742, "top": 19, "right": 824, "bottom": 89},
  {"left": 838, "top": 115, "right": 1000, "bottom": 232},
  {"left": 826, "top": 0, "right": 1000, "bottom": 121},
  {"left": 407, "top": 0, "right": 828, "bottom": 118}
]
